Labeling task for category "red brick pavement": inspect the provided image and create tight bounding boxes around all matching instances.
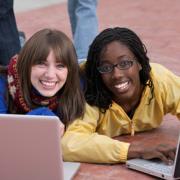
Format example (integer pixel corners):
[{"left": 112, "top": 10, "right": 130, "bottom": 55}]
[{"left": 16, "top": 0, "right": 180, "bottom": 75}]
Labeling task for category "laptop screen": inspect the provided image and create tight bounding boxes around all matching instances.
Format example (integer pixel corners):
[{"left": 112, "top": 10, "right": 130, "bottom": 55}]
[{"left": 174, "top": 134, "right": 180, "bottom": 178}]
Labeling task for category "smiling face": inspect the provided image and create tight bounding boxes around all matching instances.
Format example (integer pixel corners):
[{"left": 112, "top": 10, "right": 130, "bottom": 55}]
[
  {"left": 31, "top": 50, "right": 68, "bottom": 97},
  {"left": 99, "top": 41, "right": 143, "bottom": 105}
]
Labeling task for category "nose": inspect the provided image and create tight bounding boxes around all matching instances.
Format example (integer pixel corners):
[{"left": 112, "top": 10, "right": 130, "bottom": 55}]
[
  {"left": 44, "top": 65, "right": 56, "bottom": 78},
  {"left": 111, "top": 66, "right": 124, "bottom": 79}
]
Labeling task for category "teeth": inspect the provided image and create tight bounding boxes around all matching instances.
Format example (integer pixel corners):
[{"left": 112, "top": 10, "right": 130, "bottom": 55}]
[
  {"left": 41, "top": 81, "right": 56, "bottom": 87},
  {"left": 114, "top": 81, "right": 128, "bottom": 89}
]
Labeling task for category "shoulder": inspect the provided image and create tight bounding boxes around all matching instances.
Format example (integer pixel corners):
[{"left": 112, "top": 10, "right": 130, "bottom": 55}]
[
  {"left": 0, "top": 75, "right": 8, "bottom": 113},
  {"left": 0, "top": 75, "right": 7, "bottom": 91},
  {"left": 150, "top": 63, "right": 180, "bottom": 97},
  {"left": 150, "top": 63, "right": 175, "bottom": 75},
  {"left": 65, "top": 102, "right": 100, "bottom": 132},
  {"left": 150, "top": 63, "right": 180, "bottom": 83},
  {"left": 84, "top": 103, "right": 100, "bottom": 118}
]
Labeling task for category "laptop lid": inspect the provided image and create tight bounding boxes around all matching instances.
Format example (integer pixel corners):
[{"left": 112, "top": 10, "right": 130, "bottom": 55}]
[
  {"left": 126, "top": 132, "right": 180, "bottom": 179},
  {"left": 173, "top": 132, "right": 180, "bottom": 179},
  {"left": 0, "top": 114, "right": 64, "bottom": 180}
]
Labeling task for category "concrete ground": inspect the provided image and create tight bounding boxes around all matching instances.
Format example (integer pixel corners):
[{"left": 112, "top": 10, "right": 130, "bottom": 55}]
[
  {"left": 15, "top": 0, "right": 180, "bottom": 75},
  {"left": 14, "top": 0, "right": 66, "bottom": 12}
]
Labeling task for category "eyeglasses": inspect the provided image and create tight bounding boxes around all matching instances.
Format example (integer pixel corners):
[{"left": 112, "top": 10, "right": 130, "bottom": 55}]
[{"left": 97, "top": 60, "right": 135, "bottom": 74}]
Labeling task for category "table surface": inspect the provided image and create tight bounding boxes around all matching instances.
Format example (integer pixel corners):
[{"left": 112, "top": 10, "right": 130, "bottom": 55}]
[{"left": 73, "top": 115, "right": 180, "bottom": 180}]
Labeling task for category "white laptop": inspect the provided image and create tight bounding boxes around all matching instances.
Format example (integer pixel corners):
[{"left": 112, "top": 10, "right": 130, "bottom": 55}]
[
  {"left": 126, "top": 132, "right": 180, "bottom": 180},
  {"left": 0, "top": 114, "right": 80, "bottom": 180}
]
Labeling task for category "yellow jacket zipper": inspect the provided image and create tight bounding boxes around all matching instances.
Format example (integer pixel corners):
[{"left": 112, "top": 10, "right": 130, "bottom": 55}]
[{"left": 131, "top": 120, "right": 135, "bottom": 136}]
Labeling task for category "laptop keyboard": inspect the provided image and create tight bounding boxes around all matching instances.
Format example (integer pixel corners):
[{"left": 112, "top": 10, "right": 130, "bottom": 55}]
[
  {"left": 140, "top": 160, "right": 173, "bottom": 174},
  {"left": 129, "top": 159, "right": 173, "bottom": 174}
]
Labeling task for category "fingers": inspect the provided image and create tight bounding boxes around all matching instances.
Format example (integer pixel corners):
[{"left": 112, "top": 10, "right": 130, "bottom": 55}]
[
  {"left": 157, "top": 144, "right": 176, "bottom": 162},
  {"left": 141, "top": 151, "right": 167, "bottom": 161},
  {"left": 141, "top": 144, "right": 176, "bottom": 164},
  {"left": 127, "top": 142, "right": 176, "bottom": 164},
  {"left": 167, "top": 150, "right": 176, "bottom": 160},
  {"left": 157, "top": 144, "right": 176, "bottom": 154},
  {"left": 167, "top": 159, "right": 174, "bottom": 166}
]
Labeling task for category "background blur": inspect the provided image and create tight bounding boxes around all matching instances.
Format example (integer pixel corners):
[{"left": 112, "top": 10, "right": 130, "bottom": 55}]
[{"left": 14, "top": 0, "right": 180, "bottom": 75}]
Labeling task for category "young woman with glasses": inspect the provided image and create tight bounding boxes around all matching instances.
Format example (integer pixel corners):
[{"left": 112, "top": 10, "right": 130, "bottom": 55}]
[{"left": 62, "top": 27, "right": 180, "bottom": 164}]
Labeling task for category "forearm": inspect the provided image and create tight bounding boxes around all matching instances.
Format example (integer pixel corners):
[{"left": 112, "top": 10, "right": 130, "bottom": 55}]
[{"left": 62, "top": 131, "right": 130, "bottom": 164}]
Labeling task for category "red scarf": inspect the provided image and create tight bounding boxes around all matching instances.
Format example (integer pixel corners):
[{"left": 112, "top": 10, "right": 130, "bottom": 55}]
[{"left": 7, "top": 56, "right": 58, "bottom": 113}]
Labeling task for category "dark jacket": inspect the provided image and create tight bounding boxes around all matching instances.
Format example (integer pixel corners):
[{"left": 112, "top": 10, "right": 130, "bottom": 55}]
[{"left": 0, "top": 0, "right": 20, "bottom": 65}]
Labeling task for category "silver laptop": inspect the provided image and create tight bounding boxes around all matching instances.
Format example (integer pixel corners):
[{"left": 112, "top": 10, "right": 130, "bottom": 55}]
[
  {"left": 126, "top": 132, "right": 180, "bottom": 180},
  {"left": 0, "top": 114, "right": 80, "bottom": 180}
]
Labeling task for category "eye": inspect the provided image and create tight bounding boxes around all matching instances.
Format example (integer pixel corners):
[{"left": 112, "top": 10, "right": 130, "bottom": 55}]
[
  {"left": 39, "top": 61, "right": 45, "bottom": 65},
  {"left": 119, "top": 60, "right": 132, "bottom": 68},
  {"left": 35, "top": 60, "right": 46, "bottom": 66},
  {"left": 57, "top": 63, "right": 65, "bottom": 69},
  {"left": 98, "top": 64, "right": 112, "bottom": 73}
]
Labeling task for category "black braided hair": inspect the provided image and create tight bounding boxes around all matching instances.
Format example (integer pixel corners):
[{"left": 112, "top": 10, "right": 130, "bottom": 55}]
[{"left": 84, "top": 27, "right": 154, "bottom": 112}]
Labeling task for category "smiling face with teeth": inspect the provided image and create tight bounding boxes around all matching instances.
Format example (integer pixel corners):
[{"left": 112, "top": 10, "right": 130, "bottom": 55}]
[
  {"left": 100, "top": 41, "right": 143, "bottom": 107},
  {"left": 31, "top": 50, "right": 68, "bottom": 97}
]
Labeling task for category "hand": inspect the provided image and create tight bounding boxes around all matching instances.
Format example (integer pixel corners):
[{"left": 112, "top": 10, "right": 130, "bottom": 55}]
[{"left": 127, "top": 141, "right": 176, "bottom": 164}]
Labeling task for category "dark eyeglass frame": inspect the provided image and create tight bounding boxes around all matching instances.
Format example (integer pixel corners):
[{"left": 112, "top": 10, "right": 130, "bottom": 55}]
[{"left": 97, "top": 60, "right": 135, "bottom": 74}]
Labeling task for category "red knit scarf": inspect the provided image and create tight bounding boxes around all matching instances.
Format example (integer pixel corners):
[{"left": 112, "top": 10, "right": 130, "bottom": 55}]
[{"left": 7, "top": 56, "right": 58, "bottom": 113}]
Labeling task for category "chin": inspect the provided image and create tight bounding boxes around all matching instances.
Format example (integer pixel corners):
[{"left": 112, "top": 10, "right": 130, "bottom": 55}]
[
  {"left": 45, "top": 95, "right": 55, "bottom": 98},
  {"left": 46, "top": 93, "right": 56, "bottom": 97},
  {"left": 117, "top": 90, "right": 134, "bottom": 100},
  {"left": 39, "top": 91, "right": 56, "bottom": 98}
]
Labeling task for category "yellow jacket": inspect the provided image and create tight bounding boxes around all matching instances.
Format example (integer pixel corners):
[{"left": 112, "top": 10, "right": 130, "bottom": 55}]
[{"left": 62, "top": 63, "right": 180, "bottom": 163}]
